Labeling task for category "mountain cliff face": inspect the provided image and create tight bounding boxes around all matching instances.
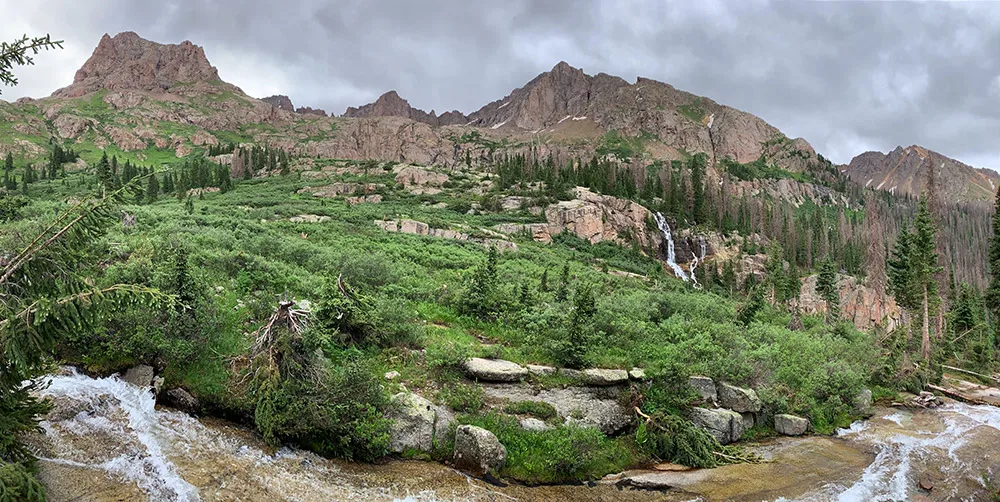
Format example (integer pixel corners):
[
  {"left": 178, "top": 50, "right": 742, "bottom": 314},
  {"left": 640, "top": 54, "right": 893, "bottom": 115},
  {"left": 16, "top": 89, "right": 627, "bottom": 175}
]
[
  {"left": 53, "top": 32, "right": 221, "bottom": 98},
  {"left": 261, "top": 95, "right": 295, "bottom": 112},
  {"left": 344, "top": 91, "right": 467, "bottom": 126},
  {"left": 846, "top": 145, "right": 999, "bottom": 204}
]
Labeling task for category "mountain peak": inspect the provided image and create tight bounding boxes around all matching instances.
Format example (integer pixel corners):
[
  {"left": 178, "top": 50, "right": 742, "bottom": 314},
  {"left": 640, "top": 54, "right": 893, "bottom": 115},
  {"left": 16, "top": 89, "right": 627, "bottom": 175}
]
[
  {"left": 52, "top": 31, "right": 220, "bottom": 98},
  {"left": 344, "top": 90, "right": 467, "bottom": 126},
  {"left": 846, "top": 144, "right": 999, "bottom": 203}
]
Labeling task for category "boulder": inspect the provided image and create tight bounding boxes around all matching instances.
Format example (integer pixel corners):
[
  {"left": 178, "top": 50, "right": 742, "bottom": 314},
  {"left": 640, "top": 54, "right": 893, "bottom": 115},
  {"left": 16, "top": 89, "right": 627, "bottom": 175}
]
[
  {"left": 689, "top": 376, "right": 717, "bottom": 403},
  {"left": 580, "top": 369, "right": 629, "bottom": 386},
  {"left": 481, "top": 384, "right": 631, "bottom": 435},
  {"left": 774, "top": 414, "right": 809, "bottom": 436},
  {"left": 689, "top": 407, "right": 744, "bottom": 444},
  {"left": 717, "top": 382, "right": 761, "bottom": 413},
  {"left": 387, "top": 391, "right": 452, "bottom": 453},
  {"left": 628, "top": 368, "right": 646, "bottom": 381},
  {"left": 853, "top": 388, "right": 874, "bottom": 417},
  {"left": 152, "top": 376, "right": 165, "bottom": 395},
  {"left": 526, "top": 364, "right": 555, "bottom": 376},
  {"left": 741, "top": 412, "right": 755, "bottom": 430},
  {"left": 453, "top": 425, "right": 507, "bottom": 476},
  {"left": 519, "top": 418, "right": 551, "bottom": 431},
  {"left": 122, "top": 365, "right": 154, "bottom": 388},
  {"left": 464, "top": 358, "right": 528, "bottom": 382},
  {"left": 163, "top": 388, "right": 199, "bottom": 413}
]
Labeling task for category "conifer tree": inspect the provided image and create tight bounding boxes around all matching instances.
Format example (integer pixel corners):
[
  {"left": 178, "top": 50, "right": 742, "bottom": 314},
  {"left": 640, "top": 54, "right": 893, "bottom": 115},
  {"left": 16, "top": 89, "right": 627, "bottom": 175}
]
[
  {"left": 817, "top": 256, "right": 840, "bottom": 322},
  {"left": 3, "top": 152, "right": 13, "bottom": 189},
  {"left": 555, "top": 263, "right": 570, "bottom": 302},
  {"left": 146, "top": 174, "right": 159, "bottom": 203},
  {"left": 986, "top": 186, "right": 1000, "bottom": 324},
  {"left": 539, "top": 268, "right": 549, "bottom": 293}
]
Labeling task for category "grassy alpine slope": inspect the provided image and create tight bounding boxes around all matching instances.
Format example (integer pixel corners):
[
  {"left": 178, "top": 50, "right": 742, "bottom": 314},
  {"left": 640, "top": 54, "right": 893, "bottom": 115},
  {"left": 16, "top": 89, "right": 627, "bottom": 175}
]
[{"left": 0, "top": 151, "right": 889, "bottom": 484}]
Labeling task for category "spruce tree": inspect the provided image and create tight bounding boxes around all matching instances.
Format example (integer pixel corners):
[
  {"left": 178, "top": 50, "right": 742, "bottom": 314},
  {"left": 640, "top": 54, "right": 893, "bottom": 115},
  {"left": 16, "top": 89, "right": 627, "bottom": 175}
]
[
  {"left": 911, "top": 196, "right": 942, "bottom": 360},
  {"left": 2, "top": 152, "right": 13, "bottom": 189},
  {"left": 817, "top": 256, "right": 840, "bottom": 322},
  {"left": 539, "top": 268, "right": 549, "bottom": 293},
  {"left": 146, "top": 174, "right": 159, "bottom": 204},
  {"left": 555, "top": 264, "right": 570, "bottom": 302},
  {"left": 986, "top": 186, "right": 1000, "bottom": 324}
]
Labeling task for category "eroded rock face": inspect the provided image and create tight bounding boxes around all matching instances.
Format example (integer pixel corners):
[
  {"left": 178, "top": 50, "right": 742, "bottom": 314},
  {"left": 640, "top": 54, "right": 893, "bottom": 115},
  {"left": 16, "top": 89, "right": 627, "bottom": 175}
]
[
  {"left": 295, "top": 106, "right": 328, "bottom": 117},
  {"left": 53, "top": 32, "right": 221, "bottom": 97},
  {"left": 394, "top": 165, "right": 449, "bottom": 194},
  {"left": 261, "top": 95, "right": 294, "bottom": 112},
  {"left": 387, "top": 391, "right": 453, "bottom": 453},
  {"left": 345, "top": 91, "right": 467, "bottom": 127},
  {"left": 799, "top": 274, "right": 901, "bottom": 332},
  {"left": 717, "top": 383, "right": 762, "bottom": 413},
  {"left": 774, "top": 414, "right": 809, "bottom": 436},
  {"left": 453, "top": 425, "right": 506, "bottom": 476},
  {"left": 689, "top": 407, "right": 744, "bottom": 444}
]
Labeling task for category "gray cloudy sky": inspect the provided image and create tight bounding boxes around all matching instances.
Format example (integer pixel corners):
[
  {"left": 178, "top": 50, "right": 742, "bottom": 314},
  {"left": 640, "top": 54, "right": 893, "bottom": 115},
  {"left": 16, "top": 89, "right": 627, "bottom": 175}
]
[{"left": 2, "top": 0, "right": 998, "bottom": 170}]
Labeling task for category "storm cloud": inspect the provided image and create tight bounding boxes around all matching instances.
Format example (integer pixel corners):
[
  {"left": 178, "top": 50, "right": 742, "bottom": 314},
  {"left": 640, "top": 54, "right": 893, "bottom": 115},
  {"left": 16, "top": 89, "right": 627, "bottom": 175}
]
[{"left": 2, "top": 0, "right": 998, "bottom": 169}]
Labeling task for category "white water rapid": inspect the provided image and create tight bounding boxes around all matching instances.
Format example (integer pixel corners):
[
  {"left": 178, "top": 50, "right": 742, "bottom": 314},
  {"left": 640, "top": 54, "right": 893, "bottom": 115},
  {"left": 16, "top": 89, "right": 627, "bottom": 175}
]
[
  {"left": 653, "top": 212, "right": 689, "bottom": 281},
  {"left": 688, "top": 236, "right": 707, "bottom": 289}
]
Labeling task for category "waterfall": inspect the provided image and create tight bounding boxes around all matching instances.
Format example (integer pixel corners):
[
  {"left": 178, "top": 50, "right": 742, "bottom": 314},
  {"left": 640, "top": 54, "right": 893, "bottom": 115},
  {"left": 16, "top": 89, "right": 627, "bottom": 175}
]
[
  {"left": 689, "top": 236, "right": 707, "bottom": 289},
  {"left": 653, "top": 212, "right": 688, "bottom": 281}
]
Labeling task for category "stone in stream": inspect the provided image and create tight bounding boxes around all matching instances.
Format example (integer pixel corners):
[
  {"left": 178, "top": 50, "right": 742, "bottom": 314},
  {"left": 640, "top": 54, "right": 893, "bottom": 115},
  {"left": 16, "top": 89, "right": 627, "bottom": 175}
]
[
  {"left": 689, "top": 407, "right": 744, "bottom": 444},
  {"left": 163, "top": 388, "right": 200, "bottom": 412},
  {"left": 853, "top": 388, "right": 874, "bottom": 417},
  {"left": 774, "top": 414, "right": 809, "bottom": 436},
  {"left": 122, "top": 365, "right": 154, "bottom": 388},
  {"left": 464, "top": 358, "right": 528, "bottom": 382},
  {"left": 717, "top": 382, "right": 761, "bottom": 413},
  {"left": 453, "top": 425, "right": 507, "bottom": 476},
  {"left": 580, "top": 368, "right": 629, "bottom": 386},
  {"left": 387, "top": 391, "right": 453, "bottom": 453},
  {"left": 689, "top": 375, "right": 717, "bottom": 403}
]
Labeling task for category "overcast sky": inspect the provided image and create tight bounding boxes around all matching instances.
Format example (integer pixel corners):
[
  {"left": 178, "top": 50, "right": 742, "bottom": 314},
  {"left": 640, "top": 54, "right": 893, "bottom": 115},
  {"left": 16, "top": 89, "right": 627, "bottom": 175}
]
[{"left": 2, "top": 0, "right": 998, "bottom": 170}]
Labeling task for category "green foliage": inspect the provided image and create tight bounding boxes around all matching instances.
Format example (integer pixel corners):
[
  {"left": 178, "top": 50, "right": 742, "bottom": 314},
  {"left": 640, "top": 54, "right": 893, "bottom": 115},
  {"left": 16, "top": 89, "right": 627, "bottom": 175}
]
[
  {"left": 818, "top": 256, "right": 840, "bottom": 321},
  {"left": 0, "top": 460, "right": 45, "bottom": 502},
  {"left": 460, "top": 413, "right": 636, "bottom": 484},
  {"left": 503, "top": 400, "right": 557, "bottom": 420},
  {"left": 0, "top": 34, "right": 63, "bottom": 93},
  {"left": 457, "top": 247, "right": 505, "bottom": 320},
  {"left": 677, "top": 98, "right": 706, "bottom": 123},
  {"left": 437, "top": 383, "right": 485, "bottom": 413},
  {"left": 736, "top": 285, "right": 765, "bottom": 326},
  {"left": 634, "top": 413, "right": 723, "bottom": 468}
]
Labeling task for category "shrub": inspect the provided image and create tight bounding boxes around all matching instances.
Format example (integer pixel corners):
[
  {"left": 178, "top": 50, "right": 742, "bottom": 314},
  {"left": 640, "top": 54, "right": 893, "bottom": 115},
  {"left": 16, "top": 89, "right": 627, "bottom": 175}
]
[
  {"left": 437, "top": 383, "right": 485, "bottom": 413},
  {"left": 502, "top": 400, "right": 557, "bottom": 420}
]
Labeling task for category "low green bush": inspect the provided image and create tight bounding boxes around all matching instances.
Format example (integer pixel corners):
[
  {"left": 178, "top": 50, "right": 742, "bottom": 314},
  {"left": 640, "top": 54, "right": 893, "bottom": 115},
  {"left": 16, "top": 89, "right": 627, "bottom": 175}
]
[{"left": 502, "top": 400, "right": 557, "bottom": 420}]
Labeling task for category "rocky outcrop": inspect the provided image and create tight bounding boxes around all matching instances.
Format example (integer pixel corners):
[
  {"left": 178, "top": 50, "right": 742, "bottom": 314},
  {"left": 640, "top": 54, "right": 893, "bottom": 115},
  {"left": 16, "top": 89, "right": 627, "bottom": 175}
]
[
  {"left": 689, "top": 376, "right": 718, "bottom": 404},
  {"left": 345, "top": 91, "right": 467, "bottom": 127},
  {"left": 394, "top": 165, "right": 449, "bottom": 194},
  {"left": 799, "top": 274, "right": 901, "bottom": 332},
  {"left": 295, "top": 106, "right": 327, "bottom": 117},
  {"left": 375, "top": 219, "right": 518, "bottom": 251},
  {"left": 689, "top": 407, "right": 744, "bottom": 444},
  {"left": 261, "top": 95, "right": 295, "bottom": 112},
  {"left": 579, "top": 369, "right": 629, "bottom": 386},
  {"left": 453, "top": 425, "right": 506, "bottom": 476},
  {"left": 387, "top": 391, "right": 454, "bottom": 453},
  {"left": 53, "top": 32, "right": 221, "bottom": 97},
  {"left": 53, "top": 114, "right": 94, "bottom": 139},
  {"left": 298, "top": 182, "right": 383, "bottom": 198},
  {"left": 481, "top": 383, "right": 631, "bottom": 435},
  {"left": 464, "top": 358, "right": 528, "bottom": 382},
  {"left": 846, "top": 145, "right": 1000, "bottom": 204},
  {"left": 519, "top": 418, "right": 551, "bottom": 431},
  {"left": 717, "top": 383, "right": 762, "bottom": 413},
  {"left": 774, "top": 414, "right": 809, "bottom": 436}
]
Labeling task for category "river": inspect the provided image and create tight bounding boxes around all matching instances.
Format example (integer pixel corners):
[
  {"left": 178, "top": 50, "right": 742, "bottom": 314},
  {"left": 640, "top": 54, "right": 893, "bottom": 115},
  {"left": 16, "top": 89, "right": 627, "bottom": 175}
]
[{"left": 27, "top": 370, "right": 1000, "bottom": 501}]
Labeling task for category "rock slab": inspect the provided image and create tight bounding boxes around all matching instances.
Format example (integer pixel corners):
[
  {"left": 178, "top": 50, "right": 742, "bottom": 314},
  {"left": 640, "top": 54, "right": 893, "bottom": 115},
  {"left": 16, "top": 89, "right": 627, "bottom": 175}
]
[
  {"left": 122, "top": 365, "right": 154, "bottom": 388},
  {"left": 689, "top": 407, "right": 744, "bottom": 444},
  {"left": 387, "top": 392, "right": 453, "bottom": 453},
  {"left": 717, "top": 382, "right": 762, "bottom": 413},
  {"left": 453, "top": 425, "right": 507, "bottom": 476},
  {"left": 689, "top": 376, "right": 717, "bottom": 403},
  {"left": 774, "top": 414, "right": 809, "bottom": 436},
  {"left": 581, "top": 368, "right": 629, "bottom": 386},
  {"left": 464, "top": 358, "right": 528, "bottom": 382}
]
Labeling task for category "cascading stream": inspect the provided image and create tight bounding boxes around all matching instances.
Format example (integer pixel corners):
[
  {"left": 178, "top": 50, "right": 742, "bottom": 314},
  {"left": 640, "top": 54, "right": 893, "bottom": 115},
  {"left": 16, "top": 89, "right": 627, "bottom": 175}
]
[
  {"left": 688, "top": 236, "right": 707, "bottom": 289},
  {"left": 653, "top": 212, "right": 689, "bottom": 281}
]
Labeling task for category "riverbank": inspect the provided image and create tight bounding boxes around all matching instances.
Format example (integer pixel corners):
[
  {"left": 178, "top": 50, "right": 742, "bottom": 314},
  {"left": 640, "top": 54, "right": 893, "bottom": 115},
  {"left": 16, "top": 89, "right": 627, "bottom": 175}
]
[{"left": 30, "top": 370, "right": 1000, "bottom": 501}]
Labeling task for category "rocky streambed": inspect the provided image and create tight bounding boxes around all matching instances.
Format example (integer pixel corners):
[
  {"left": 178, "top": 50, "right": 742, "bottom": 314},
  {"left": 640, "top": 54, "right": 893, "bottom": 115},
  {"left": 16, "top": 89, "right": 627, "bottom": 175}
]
[{"left": 28, "top": 370, "right": 1000, "bottom": 501}]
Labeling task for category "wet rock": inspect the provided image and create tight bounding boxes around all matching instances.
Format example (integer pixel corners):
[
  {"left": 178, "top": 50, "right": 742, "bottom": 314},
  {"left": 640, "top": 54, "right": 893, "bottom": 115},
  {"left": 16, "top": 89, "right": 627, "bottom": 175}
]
[
  {"left": 519, "top": 418, "right": 551, "bottom": 431},
  {"left": 464, "top": 358, "right": 527, "bottom": 382},
  {"left": 854, "top": 388, "right": 874, "bottom": 416},
  {"left": 46, "top": 395, "right": 94, "bottom": 421},
  {"left": 163, "top": 388, "right": 199, "bottom": 412},
  {"left": 387, "top": 391, "right": 452, "bottom": 453},
  {"left": 581, "top": 369, "right": 629, "bottom": 386},
  {"left": 689, "top": 407, "right": 744, "bottom": 444},
  {"left": 152, "top": 376, "right": 165, "bottom": 395},
  {"left": 628, "top": 368, "right": 646, "bottom": 381},
  {"left": 526, "top": 364, "right": 555, "bottom": 376},
  {"left": 122, "top": 365, "right": 154, "bottom": 388},
  {"left": 717, "top": 382, "right": 761, "bottom": 413},
  {"left": 774, "top": 414, "right": 809, "bottom": 436},
  {"left": 689, "top": 376, "right": 717, "bottom": 403},
  {"left": 453, "top": 425, "right": 507, "bottom": 476}
]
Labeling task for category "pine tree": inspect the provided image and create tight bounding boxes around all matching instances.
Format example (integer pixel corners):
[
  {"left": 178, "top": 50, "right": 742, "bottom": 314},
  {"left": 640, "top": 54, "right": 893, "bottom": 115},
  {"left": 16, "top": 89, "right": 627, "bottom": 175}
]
[
  {"left": 817, "top": 256, "right": 840, "bottom": 322},
  {"left": 986, "top": 186, "right": 1000, "bottom": 324},
  {"left": 539, "top": 268, "right": 549, "bottom": 293},
  {"left": 555, "top": 264, "right": 570, "bottom": 302},
  {"left": 96, "top": 151, "right": 111, "bottom": 187},
  {"left": 185, "top": 194, "right": 194, "bottom": 215},
  {"left": 146, "top": 174, "right": 159, "bottom": 204},
  {"left": 2, "top": 152, "right": 13, "bottom": 190},
  {"left": 912, "top": 196, "right": 942, "bottom": 360}
]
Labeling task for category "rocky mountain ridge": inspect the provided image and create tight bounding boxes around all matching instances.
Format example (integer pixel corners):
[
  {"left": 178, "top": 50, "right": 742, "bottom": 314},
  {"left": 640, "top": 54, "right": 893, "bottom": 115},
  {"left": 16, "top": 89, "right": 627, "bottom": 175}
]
[
  {"left": 846, "top": 145, "right": 999, "bottom": 204},
  {"left": 344, "top": 90, "right": 466, "bottom": 126}
]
